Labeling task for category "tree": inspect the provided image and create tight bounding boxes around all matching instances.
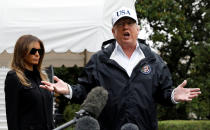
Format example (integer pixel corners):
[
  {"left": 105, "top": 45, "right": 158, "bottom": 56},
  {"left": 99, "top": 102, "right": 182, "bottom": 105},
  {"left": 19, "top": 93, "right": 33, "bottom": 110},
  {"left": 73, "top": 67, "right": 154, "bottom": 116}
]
[
  {"left": 188, "top": 43, "right": 210, "bottom": 119},
  {"left": 136, "top": 0, "right": 210, "bottom": 119}
]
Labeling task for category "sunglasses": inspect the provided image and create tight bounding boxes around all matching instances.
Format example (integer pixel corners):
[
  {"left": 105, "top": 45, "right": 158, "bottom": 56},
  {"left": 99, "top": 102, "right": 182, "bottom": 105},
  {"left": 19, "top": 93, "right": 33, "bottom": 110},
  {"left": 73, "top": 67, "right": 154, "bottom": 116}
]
[{"left": 29, "top": 48, "right": 44, "bottom": 55}]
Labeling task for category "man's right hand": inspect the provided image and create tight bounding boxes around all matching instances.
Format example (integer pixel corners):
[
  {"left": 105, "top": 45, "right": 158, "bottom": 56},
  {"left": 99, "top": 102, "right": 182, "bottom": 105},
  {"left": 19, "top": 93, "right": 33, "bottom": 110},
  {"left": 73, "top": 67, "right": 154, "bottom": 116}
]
[{"left": 40, "top": 76, "right": 70, "bottom": 95}]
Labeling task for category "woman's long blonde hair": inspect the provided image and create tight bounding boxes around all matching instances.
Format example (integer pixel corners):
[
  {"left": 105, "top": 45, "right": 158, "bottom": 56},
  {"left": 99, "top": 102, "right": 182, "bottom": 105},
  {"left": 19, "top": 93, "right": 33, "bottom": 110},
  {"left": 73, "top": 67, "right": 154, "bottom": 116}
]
[{"left": 11, "top": 34, "right": 47, "bottom": 86}]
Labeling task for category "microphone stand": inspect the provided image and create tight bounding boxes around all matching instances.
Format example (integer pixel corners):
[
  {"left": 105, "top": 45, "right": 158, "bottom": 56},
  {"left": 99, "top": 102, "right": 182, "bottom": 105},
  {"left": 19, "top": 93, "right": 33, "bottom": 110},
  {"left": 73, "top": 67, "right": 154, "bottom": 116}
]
[
  {"left": 53, "top": 118, "right": 77, "bottom": 130},
  {"left": 53, "top": 109, "right": 90, "bottom": 130}
]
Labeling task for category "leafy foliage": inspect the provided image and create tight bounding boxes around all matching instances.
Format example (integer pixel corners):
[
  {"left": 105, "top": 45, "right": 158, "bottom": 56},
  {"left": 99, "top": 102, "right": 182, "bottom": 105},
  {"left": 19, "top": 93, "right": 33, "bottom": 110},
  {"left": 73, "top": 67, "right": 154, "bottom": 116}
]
[
  {"left": 53, "top": 65, "right": 83, "bottom": 125},
  {"left": 136, "top": 0, "right": 210, "bottom": 119}
]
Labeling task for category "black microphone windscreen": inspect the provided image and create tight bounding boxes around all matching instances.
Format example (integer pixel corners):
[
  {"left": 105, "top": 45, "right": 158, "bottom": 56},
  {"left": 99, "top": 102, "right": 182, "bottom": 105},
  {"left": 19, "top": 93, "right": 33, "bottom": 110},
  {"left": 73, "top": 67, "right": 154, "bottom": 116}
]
[
  {"left": 121, "top": 123, "right": 139, "bottom": 130},
  {"left": 75, "top": 116, "right": 100, "bottom": 130},
  {"left": 80, "top": 87, "right": 108, "bottom": 118}
]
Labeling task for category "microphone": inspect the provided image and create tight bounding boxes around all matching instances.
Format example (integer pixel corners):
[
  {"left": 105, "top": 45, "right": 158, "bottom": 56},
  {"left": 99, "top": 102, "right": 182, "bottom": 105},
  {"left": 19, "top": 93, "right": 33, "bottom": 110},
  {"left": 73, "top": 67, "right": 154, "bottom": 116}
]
[
  {"left": 53, "top": 87, "right": 108, "bottom": 130},
  {"left": 80, "top": 87, "right": 108, "bottom": 118},
  {"left": 121, "top": 123, "right": 139, "bottom": 130},
  {"left": 75, "top": 116, "right": 100, "bottom": 130}
]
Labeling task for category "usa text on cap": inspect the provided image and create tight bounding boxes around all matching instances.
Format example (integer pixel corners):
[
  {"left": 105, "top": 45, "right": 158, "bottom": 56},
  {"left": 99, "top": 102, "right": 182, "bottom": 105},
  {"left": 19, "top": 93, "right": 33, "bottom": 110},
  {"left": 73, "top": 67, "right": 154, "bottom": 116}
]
[{"left": 112, "top": 7, "right": 138, "bottom": 26}]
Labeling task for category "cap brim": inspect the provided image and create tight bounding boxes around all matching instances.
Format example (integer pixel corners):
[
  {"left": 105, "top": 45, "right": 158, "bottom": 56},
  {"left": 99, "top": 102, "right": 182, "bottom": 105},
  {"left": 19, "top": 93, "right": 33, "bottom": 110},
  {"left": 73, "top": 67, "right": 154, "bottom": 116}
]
[{"left": 113, "top": 16, "right": 137, "bottom": 26}]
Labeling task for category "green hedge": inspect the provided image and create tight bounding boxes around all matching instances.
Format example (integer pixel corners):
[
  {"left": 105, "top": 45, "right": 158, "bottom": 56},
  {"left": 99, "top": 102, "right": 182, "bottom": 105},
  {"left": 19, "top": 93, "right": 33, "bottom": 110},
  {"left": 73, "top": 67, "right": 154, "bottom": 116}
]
[
  {"left": 158, "top": 120, "right": 210, "bottom": 130},
  {"left": 64, "top": 120, "right": 210, "bottom": 130}
]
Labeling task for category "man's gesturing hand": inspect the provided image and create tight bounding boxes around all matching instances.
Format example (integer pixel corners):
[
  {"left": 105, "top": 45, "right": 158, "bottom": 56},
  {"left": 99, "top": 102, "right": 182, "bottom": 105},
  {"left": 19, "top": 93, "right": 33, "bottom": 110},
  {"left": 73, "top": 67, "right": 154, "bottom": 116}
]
[
  {"left": 174, "top": 80, "right": 201, "bottom": 102},
  {"left": 40, "top": 76, "right": 70, "bottom": 95}
]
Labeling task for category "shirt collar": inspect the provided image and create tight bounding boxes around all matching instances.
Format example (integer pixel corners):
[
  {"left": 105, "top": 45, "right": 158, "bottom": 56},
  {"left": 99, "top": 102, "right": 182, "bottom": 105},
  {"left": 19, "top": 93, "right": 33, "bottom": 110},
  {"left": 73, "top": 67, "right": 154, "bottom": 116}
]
[{"left": 112, "top": 40, "right": 142, "bottom": 57}]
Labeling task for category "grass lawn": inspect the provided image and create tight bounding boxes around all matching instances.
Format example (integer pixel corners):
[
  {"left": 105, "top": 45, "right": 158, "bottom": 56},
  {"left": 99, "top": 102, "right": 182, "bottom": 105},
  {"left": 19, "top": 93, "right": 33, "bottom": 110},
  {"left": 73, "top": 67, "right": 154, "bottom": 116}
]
[
  {"left": 158, "top": 120, "right": 210, "bottom": 130},
  {"left": 61, "top": 120, "right": 210, "bottom": 130}
]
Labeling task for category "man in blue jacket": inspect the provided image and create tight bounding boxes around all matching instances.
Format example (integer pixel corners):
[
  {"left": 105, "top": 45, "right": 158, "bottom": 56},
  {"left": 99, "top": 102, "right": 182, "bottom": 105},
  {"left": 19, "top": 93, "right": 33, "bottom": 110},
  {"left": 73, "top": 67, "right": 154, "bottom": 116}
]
[{"left": 41, "top": 7, "right": 201, "bottom": 130}]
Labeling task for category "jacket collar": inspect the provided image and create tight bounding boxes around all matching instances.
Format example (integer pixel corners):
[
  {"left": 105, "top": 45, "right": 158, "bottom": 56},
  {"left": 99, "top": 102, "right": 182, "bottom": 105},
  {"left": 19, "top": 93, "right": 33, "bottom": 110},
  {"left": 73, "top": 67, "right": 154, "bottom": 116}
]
[
  {"left": 24, "top": 66, "right": 40, "bottom": 78},
  {"left": 101, "top": 39, "right": 156, "bottom": 60}
]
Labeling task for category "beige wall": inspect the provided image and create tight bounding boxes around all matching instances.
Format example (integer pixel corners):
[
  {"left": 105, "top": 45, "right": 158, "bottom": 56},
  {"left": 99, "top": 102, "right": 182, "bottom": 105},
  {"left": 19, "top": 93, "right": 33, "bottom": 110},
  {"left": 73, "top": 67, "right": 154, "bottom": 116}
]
[{"left": 0, "top": 50, "right": 94, "bottom": 68}]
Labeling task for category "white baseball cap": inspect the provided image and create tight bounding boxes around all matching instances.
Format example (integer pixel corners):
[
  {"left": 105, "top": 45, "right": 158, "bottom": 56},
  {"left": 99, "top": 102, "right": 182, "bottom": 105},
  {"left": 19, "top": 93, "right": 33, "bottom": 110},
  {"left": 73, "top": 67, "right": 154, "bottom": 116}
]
[{"left": 112, "top": 7, "right": 138, "bottom": 26}]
